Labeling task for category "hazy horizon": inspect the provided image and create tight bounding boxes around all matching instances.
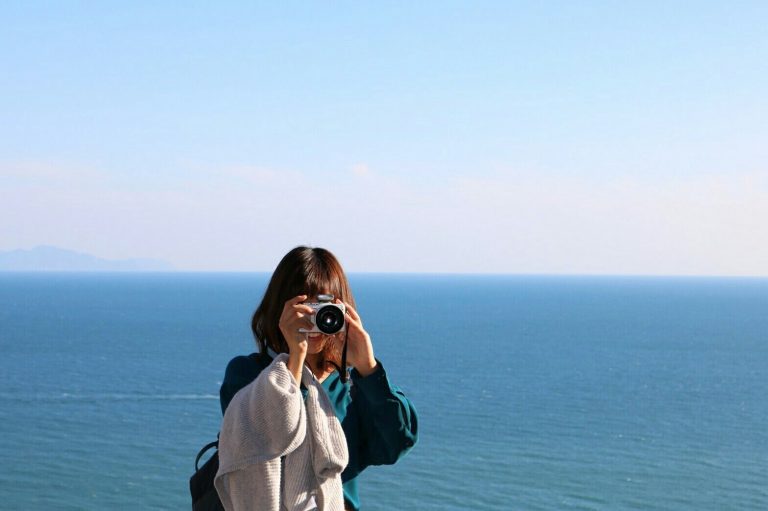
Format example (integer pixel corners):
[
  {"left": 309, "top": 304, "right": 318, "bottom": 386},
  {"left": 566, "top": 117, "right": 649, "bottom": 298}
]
[{"left": 3, "top": 245, "right": 768, "bottom": 278}]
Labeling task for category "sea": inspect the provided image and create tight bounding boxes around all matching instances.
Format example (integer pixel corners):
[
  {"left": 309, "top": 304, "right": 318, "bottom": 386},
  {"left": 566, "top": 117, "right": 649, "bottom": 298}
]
[{"left": 0, "top": 272, "right": 766, "bottom": 510}]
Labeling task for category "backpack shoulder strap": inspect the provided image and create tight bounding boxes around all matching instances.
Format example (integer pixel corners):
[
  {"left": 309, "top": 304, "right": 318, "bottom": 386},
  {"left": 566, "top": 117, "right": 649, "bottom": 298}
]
[{"left": 194, "top": 440, "right": 219, "bottom": 471}]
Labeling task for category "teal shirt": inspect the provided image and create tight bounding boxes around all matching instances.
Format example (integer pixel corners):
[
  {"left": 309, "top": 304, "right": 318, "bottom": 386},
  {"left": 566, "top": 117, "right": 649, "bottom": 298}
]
[{"left": 219, "top": 353, "right": 418, "bottom": 511}]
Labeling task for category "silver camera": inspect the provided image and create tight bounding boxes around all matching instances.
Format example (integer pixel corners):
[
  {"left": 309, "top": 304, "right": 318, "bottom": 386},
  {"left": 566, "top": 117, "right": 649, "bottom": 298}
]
[{"left": 299, "top": 294, "right": 346, "bottom": 335}]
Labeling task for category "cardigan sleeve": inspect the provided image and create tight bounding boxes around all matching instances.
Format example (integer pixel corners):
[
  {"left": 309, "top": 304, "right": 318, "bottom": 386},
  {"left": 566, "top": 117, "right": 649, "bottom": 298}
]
[
  {"left": 218, "top": 354, "right": 307, "bottom": 467},
  {"left": 350, "top": 360, "right": 418, "bottom": 467}
]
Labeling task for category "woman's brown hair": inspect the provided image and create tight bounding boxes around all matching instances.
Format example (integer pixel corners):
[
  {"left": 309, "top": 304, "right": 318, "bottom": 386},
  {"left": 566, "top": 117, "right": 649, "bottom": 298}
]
[{"left": 251, "top": 246, "right": 356, "bottom": 373}]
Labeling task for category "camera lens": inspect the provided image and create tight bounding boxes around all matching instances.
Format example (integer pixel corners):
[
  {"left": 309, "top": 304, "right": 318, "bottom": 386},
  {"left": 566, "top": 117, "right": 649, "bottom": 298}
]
[{"left": 315, "top": 305, "right": 344, "bottom": 334}]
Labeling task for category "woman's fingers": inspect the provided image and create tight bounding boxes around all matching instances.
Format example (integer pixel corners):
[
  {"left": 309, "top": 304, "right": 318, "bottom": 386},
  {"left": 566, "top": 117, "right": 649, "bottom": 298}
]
[
  {"left": 283, "top": 294, "right": 314, "bottom": 317},
  {"left": 289, "top": 294, "right": 308, "bottom": 305},
  {"left": 299, "top": 317, "right": 314, "bottom": 331},
  {"left": 344, "top": 301, "right": 361, "bottom": 322},
  {"left": 284, "top": 313, "right": 312, "bottom": 330},
  {"left": 279, "top": 295, "right": 318, "bottom": 343},
  {"left": 286, "top": 294, "right": 312, "bottom": 313},
  {"left": 293, "top": 304, "right": 315, "bottom": 316},
  {"left": 334, "top": 298, "right": 359, "bottom": 320}
]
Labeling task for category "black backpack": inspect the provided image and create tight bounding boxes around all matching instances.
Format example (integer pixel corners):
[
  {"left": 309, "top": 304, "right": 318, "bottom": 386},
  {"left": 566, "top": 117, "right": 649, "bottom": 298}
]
[{"left": 189, "top": 437, "right": 224, "bottom": 511}]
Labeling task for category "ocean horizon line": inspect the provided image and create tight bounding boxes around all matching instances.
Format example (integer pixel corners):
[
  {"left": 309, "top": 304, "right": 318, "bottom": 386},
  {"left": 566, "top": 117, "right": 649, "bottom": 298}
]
[{"left": 2, "top": 269, "right": 767, "bottom": 280}]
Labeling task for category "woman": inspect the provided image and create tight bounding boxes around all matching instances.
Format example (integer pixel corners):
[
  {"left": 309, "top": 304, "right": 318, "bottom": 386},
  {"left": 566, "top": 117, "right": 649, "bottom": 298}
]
[{"left": 215, "top": 246, "right": 418, "bottom": 511}]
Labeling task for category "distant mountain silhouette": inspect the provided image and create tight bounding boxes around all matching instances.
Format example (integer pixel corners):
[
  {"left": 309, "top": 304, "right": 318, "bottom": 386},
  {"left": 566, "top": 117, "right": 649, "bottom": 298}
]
[{"left": 0, "top": 245, "right": 174, "bottom": 271}]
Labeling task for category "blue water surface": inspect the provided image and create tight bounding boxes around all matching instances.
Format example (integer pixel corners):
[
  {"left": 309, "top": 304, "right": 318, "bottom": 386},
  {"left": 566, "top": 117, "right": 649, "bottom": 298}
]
[{"left": 0, "top": 273, "right": 766, "bottom": 510}]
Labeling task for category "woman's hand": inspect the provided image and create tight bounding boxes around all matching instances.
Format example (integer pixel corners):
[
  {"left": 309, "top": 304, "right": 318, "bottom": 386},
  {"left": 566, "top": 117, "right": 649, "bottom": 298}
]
[
  {"left": 279, "top": 294, "right": 314, "bottom": 383},
  {"left": 337, "top": 299, "right": 378, "bottom": 377}
]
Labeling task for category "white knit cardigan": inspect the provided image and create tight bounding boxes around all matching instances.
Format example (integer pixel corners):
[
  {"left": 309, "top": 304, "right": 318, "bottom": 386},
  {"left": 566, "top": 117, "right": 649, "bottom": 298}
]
[{"left": 214, "top": 354, "right": 349, "bottom": 511}]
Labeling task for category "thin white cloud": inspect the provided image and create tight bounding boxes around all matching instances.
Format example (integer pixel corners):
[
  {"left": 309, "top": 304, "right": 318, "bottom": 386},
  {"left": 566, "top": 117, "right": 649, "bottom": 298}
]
[
  {"left": 350, "top": 163, "right": 371, "bottom": 178},
  {"left": 0, "top": 161, "right": 108, "bottom": 187}
]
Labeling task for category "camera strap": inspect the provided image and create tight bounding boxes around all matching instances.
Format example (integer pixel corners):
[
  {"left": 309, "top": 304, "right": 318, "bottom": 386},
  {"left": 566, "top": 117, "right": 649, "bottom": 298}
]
[{"left": 340, "top": 331, "right": 349, "bottom": 383}]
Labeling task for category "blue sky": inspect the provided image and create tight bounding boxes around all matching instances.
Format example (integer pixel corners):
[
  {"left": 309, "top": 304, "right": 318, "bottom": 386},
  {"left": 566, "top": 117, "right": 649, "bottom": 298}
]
[{"left": 1, "top": 2, "right": 767, "bottom": 274}]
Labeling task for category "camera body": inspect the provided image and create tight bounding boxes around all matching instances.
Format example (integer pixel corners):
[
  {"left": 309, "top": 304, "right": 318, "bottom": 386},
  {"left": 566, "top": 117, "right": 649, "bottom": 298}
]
[{"left": 299, "top": 294, "right": 346, "bottom": 335}]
